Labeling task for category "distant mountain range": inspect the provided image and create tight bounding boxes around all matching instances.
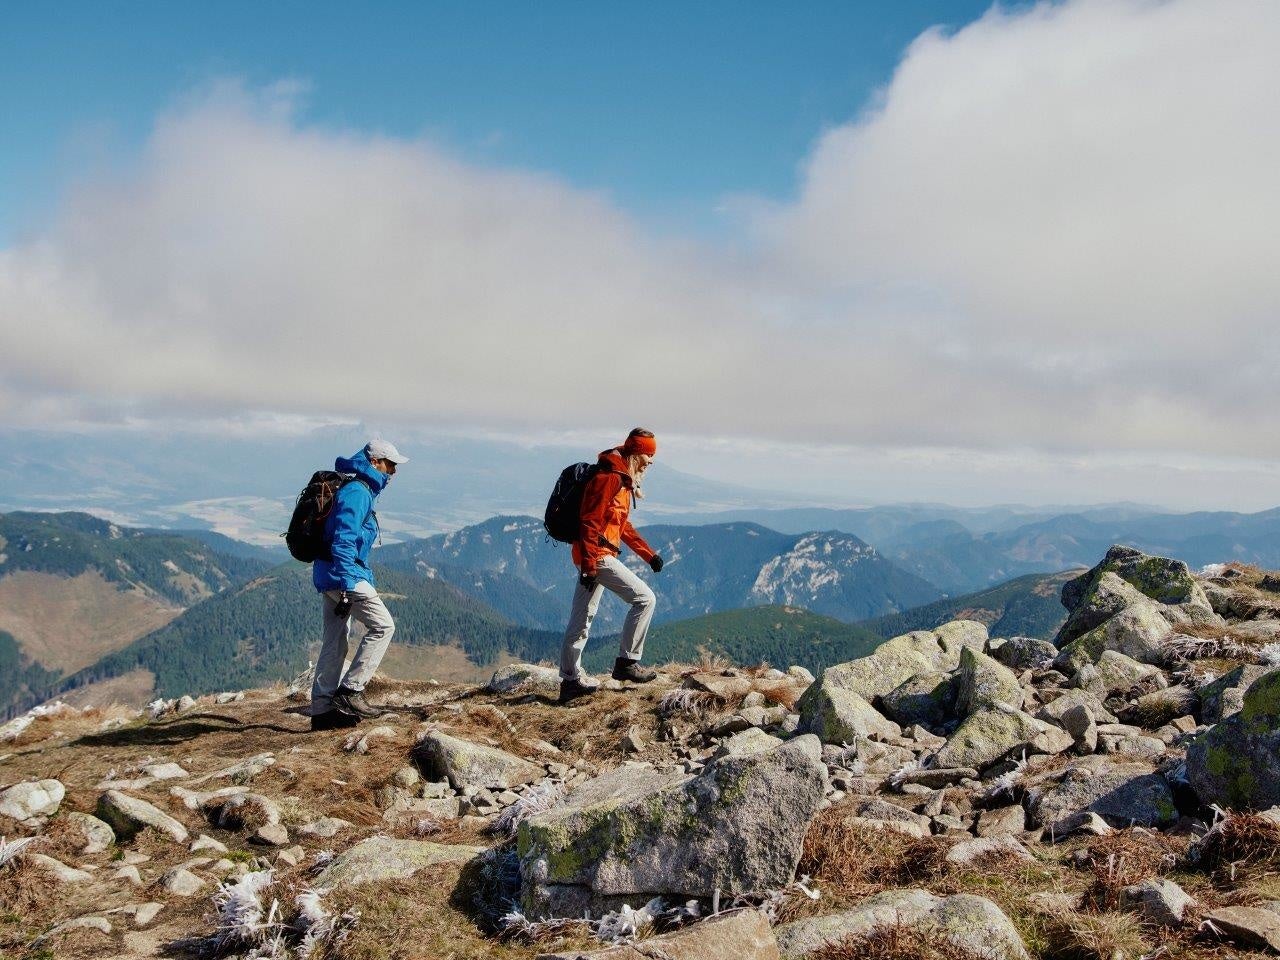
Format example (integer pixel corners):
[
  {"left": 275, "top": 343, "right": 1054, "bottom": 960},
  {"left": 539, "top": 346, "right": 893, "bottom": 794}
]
[
  {"left": 377, "top": 516, "right": 943, "bottom": 630},
  {"left": 4, "top": 503, "right": 1279, "bottom": 719},
  {"left": 658, "top": 505, "right": 1280, "bottom": 593}
]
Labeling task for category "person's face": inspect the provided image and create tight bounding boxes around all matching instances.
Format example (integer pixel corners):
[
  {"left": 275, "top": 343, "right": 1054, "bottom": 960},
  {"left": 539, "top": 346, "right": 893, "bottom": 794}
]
[
  {"left": 633, "top": 453, "right": 653, "bottom": 476},
  {"left": 372, "top": 458, "right": 397, "bottom": 479}
]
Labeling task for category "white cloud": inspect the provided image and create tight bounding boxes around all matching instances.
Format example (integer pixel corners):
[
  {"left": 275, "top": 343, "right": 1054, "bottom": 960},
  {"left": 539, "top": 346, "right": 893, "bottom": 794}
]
[{"left": 3, "top": 0, "right": 1279, "bottom": 486}]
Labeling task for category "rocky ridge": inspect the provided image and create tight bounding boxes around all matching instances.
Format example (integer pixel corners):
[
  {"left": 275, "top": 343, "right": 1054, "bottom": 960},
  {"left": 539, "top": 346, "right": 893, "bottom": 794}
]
[{"left": 1, "top": 548, "right": 1280, "bottom": 958}]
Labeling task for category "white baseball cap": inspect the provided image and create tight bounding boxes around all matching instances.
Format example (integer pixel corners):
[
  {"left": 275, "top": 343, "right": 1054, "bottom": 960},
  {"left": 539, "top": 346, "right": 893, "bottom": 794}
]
[{"left": 365, "top": 439, "right": 409, "bottom": 464}]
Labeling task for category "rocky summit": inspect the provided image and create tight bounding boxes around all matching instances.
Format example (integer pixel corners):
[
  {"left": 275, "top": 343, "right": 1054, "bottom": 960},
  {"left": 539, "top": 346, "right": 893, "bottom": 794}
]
[{"left": 3, "top": 547, "right": 1280, "bottom": 959}]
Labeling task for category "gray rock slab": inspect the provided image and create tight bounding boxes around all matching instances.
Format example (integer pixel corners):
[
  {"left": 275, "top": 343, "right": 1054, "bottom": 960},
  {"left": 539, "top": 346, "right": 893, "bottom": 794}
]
[
  {"left": 314, "top": 836, "right": 484, "bottom": 888},
  {"left": 97, "top": 790, "right": 189, "bottom": 843},
  {"left": 415, "top": 731, "right": 544, "bottom": 791}
]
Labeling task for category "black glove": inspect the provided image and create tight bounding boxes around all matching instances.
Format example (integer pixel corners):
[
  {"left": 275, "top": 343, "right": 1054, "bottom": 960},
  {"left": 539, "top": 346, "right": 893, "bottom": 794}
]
[
  {"left": 579, "top": 571, "right": 598, "bottom": 591},
  {"left": 333, "top": 591, "right": 353, "bottom": 617},
  {"left": 649, "top": 555, "right": 664, "bottom": 573}
]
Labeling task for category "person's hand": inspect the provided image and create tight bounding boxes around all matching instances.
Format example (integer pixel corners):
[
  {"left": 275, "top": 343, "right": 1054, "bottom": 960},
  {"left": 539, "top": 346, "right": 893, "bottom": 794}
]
[
  {"left": 579, "top": 570, "right": 598, "bottom": 591},
  {"left": 649, "top": 555, "right": 664, "bottom": 573}
]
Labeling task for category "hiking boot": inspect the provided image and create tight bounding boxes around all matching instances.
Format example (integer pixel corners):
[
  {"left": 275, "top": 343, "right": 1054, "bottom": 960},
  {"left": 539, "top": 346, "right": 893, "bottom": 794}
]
[
  {"left": 558, "top": 675, "right": 600, "bottom": 705},
  {"left": 612, "top": 657, "right": 657, "bottom": 683},
  {"left": 310, "top": 709, "right": 360, "bottom": 732},
  {"left": 332, "top": 686, "right": 385, "bottom": 720}
]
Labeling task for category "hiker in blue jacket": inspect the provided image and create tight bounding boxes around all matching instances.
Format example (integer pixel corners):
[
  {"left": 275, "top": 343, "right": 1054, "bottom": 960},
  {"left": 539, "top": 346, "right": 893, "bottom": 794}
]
[{"left": 311, "top": 439, "right": 408, "bottom": 731}]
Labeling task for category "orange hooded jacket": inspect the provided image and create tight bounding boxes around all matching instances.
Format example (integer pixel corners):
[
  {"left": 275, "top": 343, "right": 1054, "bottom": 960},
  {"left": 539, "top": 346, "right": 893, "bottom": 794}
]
[{"left": 572, "top": 448, "right": 657, "bottom": 575}]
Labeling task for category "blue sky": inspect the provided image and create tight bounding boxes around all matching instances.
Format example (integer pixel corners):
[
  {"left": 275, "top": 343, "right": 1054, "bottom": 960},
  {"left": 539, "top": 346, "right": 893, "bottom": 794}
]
[
  {"left": 3, "top": 0, "right": 1278, "bottom": 512},
  {"left": 1, "top": 0, "right": 992, "bottom": 243}
]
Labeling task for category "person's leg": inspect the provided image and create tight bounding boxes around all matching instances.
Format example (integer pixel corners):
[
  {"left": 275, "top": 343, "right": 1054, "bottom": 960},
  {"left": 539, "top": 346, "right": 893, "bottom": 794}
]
[
  {"left": 560, "top": 576, "right": 605, "bottom": 681},
  {"left": 339, "top": 581, "right": 395, "bottom": 692},
  {"left": 312, "top": 591, "right": 351, "bottom": 713},
  {"left": 594, "top": 556, "right": 656, "bottom": 665}
]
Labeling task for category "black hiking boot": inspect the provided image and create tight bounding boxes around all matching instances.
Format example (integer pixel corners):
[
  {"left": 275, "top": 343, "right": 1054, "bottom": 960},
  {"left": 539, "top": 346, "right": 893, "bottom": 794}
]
[
  {"left": 310, "top": 709, "right": 360, "bottom": 732},
  {"left": 558, "top": 675, "right": 600, "bottom": 705},
  {"left": 332, "top": 686, "right": 385, "bottom": 720},
  {"left": 612, "top": 657, "right": 657, "bottom": 683}
]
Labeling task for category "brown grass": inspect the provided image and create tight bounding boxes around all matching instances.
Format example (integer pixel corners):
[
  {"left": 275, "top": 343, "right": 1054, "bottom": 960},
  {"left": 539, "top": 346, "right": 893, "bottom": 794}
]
[
  {"left": 1078, "top": 831, "right": 1186, "bottom": 909},
  {"left": 1038, "top": 906, "right": 1152, "bottom": 960},
  {"left": 319, "top": 865, "right": 597, "bottom": 960},
  {"left": 797, "top": 805, "right": 950, "bottom": 900},
  {"left": 810, "top": 923, "right": 993, "bottom": 960},
  {"left": 1195, "top": 813, "right": 1280, "bottom": 885}
]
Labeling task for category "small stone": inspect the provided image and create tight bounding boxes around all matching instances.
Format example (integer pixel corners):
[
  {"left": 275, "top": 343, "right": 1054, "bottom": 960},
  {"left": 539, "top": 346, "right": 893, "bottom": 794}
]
[
  {"left": 976, "top": 805, "right": 1027, "bottom": 837},
  {"left": 113, "top": 865, "right": 143, "bottom": 886},
  {"left": 277, "top": 845, "right": 306, "bottom": 867},
  {"left": 176, "top": 695, "right": 198, "bottom": 712},
  {"left": 496, "top": 790, "right": 520, "bottom": 805},
  {"left": 946, "top": 835, "right": 1035, "bottom": 866},
  {"left": 1123, "top": 878, "right": 1195, "bottom": 926},
  {"left": 191, "top": 834, "right": 229, "bottom": 853},
  {"left": 392, "top": 765, "right": 421, "bottom": 789},
  {"left": 65, "top": 812, "right": 116, "bottom": 854},
  {"left": 0, "top": 778, "right": 65, "bottom": 825},
  {"left": 28, "top": 853, "right": 93, "bottom": 883},
  {"left": 742, "top": 691, "right": 767, "bottom": 708},
  {"left": 622, "top": 726, "right": 646, "bottom": 753},
  {"left": 30, "top": 915, "right": 112, "bottom": 946},
  {"left": 141, "top": 762, "right": 189, "bottom": 780},
  {"left": 161, "top": 867, "right": 205, "bottom": 896},
  {"left": 1048, "top": 811, "right": 1114, "bottom": 839},
  {"left": 134, "top": 902, "right": 163, "bottom": 926},
  {"left": 251, "top": 823, "right": 289, "bottom": 846},
  {"left": 211, "top": 858, "right": 236, "bottom": 873},
  {"left": 214, "top": 691, "right": 244, "bottom": 704}
]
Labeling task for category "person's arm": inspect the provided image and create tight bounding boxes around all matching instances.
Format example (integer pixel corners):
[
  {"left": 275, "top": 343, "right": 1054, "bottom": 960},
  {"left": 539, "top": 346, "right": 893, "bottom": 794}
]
[
  {"left": 577, "top": 471, "right": 621, "bottom": 574},
  {"left": 327, "top": 483, "right": 371, "bottom": 589},
  {"left": 621, "top": 518, "right": 656, "bottom": 565}
]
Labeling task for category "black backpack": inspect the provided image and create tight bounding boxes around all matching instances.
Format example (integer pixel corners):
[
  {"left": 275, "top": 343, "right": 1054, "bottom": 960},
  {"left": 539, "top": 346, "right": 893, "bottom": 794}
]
[
  {"left": 284, "top": 471, "right": 367, "bottom": 563},
  {"left": 543, "top": 462, "right": 599, "bottom": 543}
]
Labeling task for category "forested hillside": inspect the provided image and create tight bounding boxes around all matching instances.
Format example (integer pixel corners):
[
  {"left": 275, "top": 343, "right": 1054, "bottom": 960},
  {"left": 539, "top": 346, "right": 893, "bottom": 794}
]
[
  {"left": 63, "top": 563, "right": 561, "bottom": 701},
  {"left": 859, "top": 569, "right": 1080, "bottom": 641},
  {"left": 586, "top": 604, "right": 883, "bottom": 675}
]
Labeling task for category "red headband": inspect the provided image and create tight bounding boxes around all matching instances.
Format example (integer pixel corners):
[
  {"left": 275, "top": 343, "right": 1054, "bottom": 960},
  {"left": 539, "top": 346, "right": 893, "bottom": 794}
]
[{"left": 622, "top": 434, "right": 657, "bottom": 457}]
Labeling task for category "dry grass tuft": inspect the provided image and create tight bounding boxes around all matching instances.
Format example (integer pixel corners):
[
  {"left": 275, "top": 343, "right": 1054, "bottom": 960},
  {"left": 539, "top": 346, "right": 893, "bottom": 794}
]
[
  {"left": 798, "top": 805, "right": 950, "bottom": 900},
  {"left": 752, "top": 677, "right": 801, "bottom": 710},
  {"left": 1078, "top": 831, "right": 1186, "bottom": 909},
  {"left": 1195, "top": 812, "right": 1280, "bottom": 885},
  {"left": 1130, "top": 687, "right": 1195, "bottom": 728},
  {"left": 1039, "top": 906, "right": 1152, "bottom": 960},
  {"left": 809, "top": 923, "right": 995, "bottom": 960}
]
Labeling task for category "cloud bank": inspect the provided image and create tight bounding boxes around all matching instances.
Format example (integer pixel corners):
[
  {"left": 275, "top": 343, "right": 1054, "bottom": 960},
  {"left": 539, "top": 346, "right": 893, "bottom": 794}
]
[{"left": 3, "top": 0, "right": 1279, "bottom": 467}]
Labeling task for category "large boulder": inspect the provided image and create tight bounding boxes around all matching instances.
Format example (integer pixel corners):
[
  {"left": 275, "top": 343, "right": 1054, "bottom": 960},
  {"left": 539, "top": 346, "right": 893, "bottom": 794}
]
[
  {"left": 0, "top": 779, "right": 64, "bottom": 825},
  {"left": 956, "top": 648, "right": 1024, "bottom": 716},
  {"left": 1058, "top": 570, "right": 1151, "bottom": 646},
  {"left": 817, "top": 622, "right": 988, "bottom": 702},
  {"left": 798, "top": 678, "right": 900, "bottom": 743},
  {"left": 932, "top": 708, "right": 1044, "bottom": 771},
  {"left": 518, "top": 735, "right": 826, "bottom": 919},
  {"left": 536, "top": 910, "right": 779, "bottom": 960},
  {"left": 774, "top": 888, "right": 1029, "bottom": 959},
  {"left": 1187, "top": 668, "right": 1280, "bottom": 809},
  {"left": 881, "top": 671, "right": 957, "bottom": 729},
  {"left": 1199, "top": 664, "right": 1269, "bottom": 723},
  {"left": 414, "top": 731, "right": 544, "bottom": 791},
  {"left": 1036, "top": 689, "right": 1118, "bottom": 726},
  {"left": 314, "top": 835, "right": 484, "bottom": 888},
  {"left": 1062, "top": 602, "right": 1174, "bottom": 667},
  {"left": 1024, "top": 756, "right": 1176, "bottom": 829}
]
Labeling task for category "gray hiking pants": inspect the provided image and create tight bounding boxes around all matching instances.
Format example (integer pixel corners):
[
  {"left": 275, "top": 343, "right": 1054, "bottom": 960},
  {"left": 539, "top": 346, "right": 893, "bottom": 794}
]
[
  {"left": 313, "top": 580, "right": 395, "bottom": 711},
  {"left": 560, "top": 555, "right": 655, "bottom": 681}
]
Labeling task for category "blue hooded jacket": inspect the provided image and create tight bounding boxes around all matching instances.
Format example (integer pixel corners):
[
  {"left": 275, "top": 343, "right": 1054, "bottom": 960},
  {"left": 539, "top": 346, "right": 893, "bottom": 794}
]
[{"left": 312, "top": 450, "right": 388, "bottom": 592}]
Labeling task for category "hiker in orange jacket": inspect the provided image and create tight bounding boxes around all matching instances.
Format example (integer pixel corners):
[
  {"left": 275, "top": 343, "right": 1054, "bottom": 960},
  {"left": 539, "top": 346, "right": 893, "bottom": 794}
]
[{"left": 559, "top": 428, "right": 664, "bottom": 703}]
